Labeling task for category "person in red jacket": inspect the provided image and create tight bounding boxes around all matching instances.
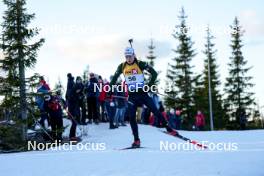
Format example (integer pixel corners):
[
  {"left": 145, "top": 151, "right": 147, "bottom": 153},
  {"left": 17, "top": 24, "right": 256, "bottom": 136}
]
[
  {"left": 98, "top": 79, "right": 107, "bottom": 122},
  {"left": 195, "top": 110, "right": 205, "bottom": 131}
]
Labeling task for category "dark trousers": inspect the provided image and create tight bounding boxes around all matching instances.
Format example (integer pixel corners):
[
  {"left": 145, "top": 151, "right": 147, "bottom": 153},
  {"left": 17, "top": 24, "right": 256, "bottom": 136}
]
[
  {"left": 69, "top": 119, "right": 77, "bottom": 138},
  {"left": 128, "top": 92, "right": 167, "bottom": 141},
  {"left": 105, "top": 101, "right": 116, "bottom": 127},
  {"left": 87, "top": 97, "right": 99, "bottom": 121},
  {"left": 76, "top": 99, "right": 87, "bottom": 123},
  {"left": 196, "top": 125, "right": 204, "bottom": 131},
  {"left": 39, "top": 110, "right": 50, "bottom": 127},
  {"left": 50, "top": 114, "right": 63, "bottom": 140},
  {"left": 68, "top": 101, "right": 77, "bottom": 138},
  {"left": 99, "top": 101, "right": 107, "bottom": 121},
  {"left": 240, "top": 123, "right": 246, "bottom": 130}
]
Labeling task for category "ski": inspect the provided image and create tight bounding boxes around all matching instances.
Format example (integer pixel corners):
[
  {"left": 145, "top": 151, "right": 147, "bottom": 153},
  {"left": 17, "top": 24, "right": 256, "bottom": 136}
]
[
  {"left": 118, "top": 146, "right": 146, "bottom": 150},
  {"left": 162, "top": 131, "right": 208, "bottom": 149}
]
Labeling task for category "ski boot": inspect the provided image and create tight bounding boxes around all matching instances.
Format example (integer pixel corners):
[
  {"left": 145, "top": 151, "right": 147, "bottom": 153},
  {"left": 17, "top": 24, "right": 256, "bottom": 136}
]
[
  {"left": 109, "top": 124, "right": 118, "bottom": 129},
  {"left": 131, "top": 139, "right": 141, "bottom": 148},
  {"left": 88, "top": 119, "right": 92, "bottom": 124},
  {"left": 94, "top": 119, "right": 99, "bottom": 125}
]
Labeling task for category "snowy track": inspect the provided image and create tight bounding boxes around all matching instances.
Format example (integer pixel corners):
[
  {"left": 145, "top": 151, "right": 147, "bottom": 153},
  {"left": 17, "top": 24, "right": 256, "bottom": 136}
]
[{"left": 0, "top": 123, "right": 264, "bottom": 176}]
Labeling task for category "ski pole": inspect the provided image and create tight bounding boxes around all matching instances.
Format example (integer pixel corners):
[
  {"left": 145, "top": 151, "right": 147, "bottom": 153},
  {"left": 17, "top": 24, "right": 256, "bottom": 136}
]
[
  {"left": 156, "top": 91, "right": 178, "bottom": 101},
  {"left": 58, "top": 100, "right": 83, "bottom": 137},
  {"left": 27, "top": 107, "right": 54, "bottom": 141},
  {"left": 65, "top": 108, "right": 84, "bottom": 137},
  {"left": 112, "top": 95, "right": 128, "bottom": 99}
]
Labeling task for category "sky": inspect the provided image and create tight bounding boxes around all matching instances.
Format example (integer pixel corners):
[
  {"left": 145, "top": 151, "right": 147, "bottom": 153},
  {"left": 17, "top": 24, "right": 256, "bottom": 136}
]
[{"left": 0, "top": 0, "right": 264, "bottom": 110}]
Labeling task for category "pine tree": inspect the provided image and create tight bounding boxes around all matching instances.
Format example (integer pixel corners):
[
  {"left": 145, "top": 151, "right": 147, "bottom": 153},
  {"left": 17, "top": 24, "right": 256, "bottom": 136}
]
[
  {"left": 0, "top": 0, "right": 44, "bottom": 139},
  {"left": 225, "top": 17, "right": 255, "bottom": 124},
  {"left": 165, "top": 7, "right": 196, "bottom": 129}
]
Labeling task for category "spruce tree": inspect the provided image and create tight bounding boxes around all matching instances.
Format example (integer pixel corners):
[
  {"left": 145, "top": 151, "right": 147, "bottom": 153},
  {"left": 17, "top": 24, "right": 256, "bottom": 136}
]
[
  {"left": 165, "top": 7, "right": 196, "bottom": 129},
  {"left": 225, "top": 17, "right": 255, "bottom": 124},
  {"left": 0, "top": 0, "right": 44, "bottom": 139}
]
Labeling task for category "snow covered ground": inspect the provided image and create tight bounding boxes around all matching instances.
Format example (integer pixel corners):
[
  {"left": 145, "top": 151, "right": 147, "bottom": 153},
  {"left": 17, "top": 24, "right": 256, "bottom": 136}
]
[{"left": 0, "top": 122, "right": 264, "bottom": 176}]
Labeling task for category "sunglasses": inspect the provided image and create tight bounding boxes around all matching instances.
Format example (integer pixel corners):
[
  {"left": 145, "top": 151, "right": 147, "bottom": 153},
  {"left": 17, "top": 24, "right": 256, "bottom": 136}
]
[{"left": 125, "top": 55, "right": 133, "bottom": 59}]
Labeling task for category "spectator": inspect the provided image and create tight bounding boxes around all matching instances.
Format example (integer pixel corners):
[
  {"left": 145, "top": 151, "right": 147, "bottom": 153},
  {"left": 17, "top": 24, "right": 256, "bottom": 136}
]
[
  {"left": 36, "top": 76, "right": 50, "bottom": 127},
  {"left": 44, "top": 94, "right": 63, "bottom": 141},
  {"left": 98, "top": 78, "right": 107, "bottom": 122},
  {"left": 105, "top": 85, "right": 117, "bottom": 129},
  {"left": 239, "top": 109, "right": 247, "bottom": 130},
  {"left": 175, "top": 109, "right": 182, "bottom": 130},
  {"left": 86, "top": 73, "right": 99, "bottom": 124},
  {"left": 75, "top": 76, "right": 86, "bottom": 124},
  {"left": 66, "top": 73, "right": 78, "bottom": 140},
  {"left": 195, "top": 110, "right": 205, "bottom": 131}
]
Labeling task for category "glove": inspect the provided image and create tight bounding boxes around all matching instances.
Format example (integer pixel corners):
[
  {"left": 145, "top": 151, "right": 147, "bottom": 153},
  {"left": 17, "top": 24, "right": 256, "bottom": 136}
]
[
  {"left": 44, "top": 95, "right": 51, "bottom": 101},
  {"left": 110, "top": 102, "right": 115, "bottom": 107}
]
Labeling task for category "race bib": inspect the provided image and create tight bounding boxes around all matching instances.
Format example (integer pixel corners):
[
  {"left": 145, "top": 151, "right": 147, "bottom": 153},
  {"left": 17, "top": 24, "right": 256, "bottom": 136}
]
[
  {"left": 125, "top": 74, "right": 144, "bottom": 90},
  {"left": 123, "top": 62, "right": 145, "bottom": 91}
]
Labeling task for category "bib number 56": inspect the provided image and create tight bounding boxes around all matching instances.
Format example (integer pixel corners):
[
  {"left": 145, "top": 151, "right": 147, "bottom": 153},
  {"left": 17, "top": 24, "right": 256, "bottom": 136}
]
[{"left": 128, "top": 76, "right": 136, "bottom": 82}]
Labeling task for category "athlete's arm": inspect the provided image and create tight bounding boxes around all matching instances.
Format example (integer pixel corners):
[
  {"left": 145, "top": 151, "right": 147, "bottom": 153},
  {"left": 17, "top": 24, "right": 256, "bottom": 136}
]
[
  {"left": 139, "top": 61, "right": 157, "bottom": 86},
  {"left": 110, "top": 63, "right": 123, "bottom": 86}
]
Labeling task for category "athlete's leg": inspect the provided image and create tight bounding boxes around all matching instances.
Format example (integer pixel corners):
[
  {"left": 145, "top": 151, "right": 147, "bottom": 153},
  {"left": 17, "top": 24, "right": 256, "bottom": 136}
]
[
  {"left": 128, "top": 96, "right": 139, "bottom": 140},
  {"left": 141, "top": 93, "right": 173, "bottom": 132}
]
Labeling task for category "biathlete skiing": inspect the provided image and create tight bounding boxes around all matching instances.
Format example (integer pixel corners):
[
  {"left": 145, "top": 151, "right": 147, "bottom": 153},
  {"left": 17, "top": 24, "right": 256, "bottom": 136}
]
[{"left": 109, "top": 40, "right": 176, "bottom": 148}]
